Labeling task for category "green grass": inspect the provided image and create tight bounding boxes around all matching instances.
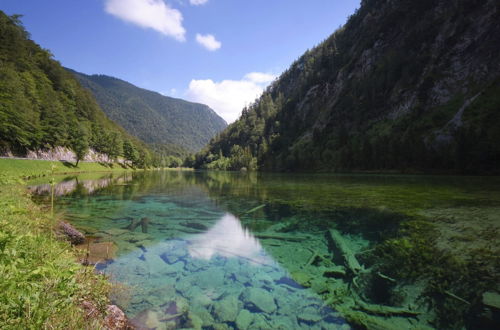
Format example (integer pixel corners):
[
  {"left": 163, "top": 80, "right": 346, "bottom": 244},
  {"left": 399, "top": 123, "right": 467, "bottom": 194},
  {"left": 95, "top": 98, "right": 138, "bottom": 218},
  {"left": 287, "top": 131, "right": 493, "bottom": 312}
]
[
  {"left": 0, "top": 185, "right": 110, "bottom": 329},
  {"left": 0, "top": 158, "right": 131, "bottom": 184},
  {"left": 0, "top": 159, "right": 129, "bottom": 328}
]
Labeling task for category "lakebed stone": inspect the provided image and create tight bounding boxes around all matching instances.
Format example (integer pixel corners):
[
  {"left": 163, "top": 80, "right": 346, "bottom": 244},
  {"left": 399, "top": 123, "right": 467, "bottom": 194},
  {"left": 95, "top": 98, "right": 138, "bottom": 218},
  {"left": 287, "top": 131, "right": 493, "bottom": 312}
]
[
  {"left": 213, "top": 295, "right": 240, "bottom": 322},
  {"left": 130, "top": 309, "right": 162, "bottom": 329},
  {"left": 297, "top": 306, "right": 323, "bottom": 323},
  {"left": 483, "top": 291, "right": 500, "bottom": 310},
  {"left": 291, "top": 271, "right": 313, "bottom": 287},
  {"left": 103, "top": 304, "right": 129, "bottom": 330},
  {"left": 236, "top": 309, "right": 254, "bottom": 330},
  {"left": 77, "top": 241, "right": 117, "bottom": 265},
  {"left": 241, "top": 287, "right": 277, "bottom": 314}
]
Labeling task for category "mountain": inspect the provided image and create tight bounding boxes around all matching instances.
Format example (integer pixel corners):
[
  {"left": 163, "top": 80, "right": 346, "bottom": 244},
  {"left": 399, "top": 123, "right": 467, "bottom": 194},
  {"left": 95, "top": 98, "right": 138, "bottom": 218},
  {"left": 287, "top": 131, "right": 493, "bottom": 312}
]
[
  {"left": 69, "top": 70, "right": 227, "bottom": 154},
  {"left": 0, "top": 11, "right": 150, "bottom": 166},
  {"left": 194, "top": 0, "right": 500, "bottom": 174}
]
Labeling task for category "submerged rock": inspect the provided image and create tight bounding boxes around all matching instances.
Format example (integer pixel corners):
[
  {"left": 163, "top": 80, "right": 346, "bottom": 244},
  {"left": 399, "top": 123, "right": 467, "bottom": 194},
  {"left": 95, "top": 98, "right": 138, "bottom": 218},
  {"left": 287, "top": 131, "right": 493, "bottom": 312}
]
[
  {"left": 310, "top": 278, "right": 330, "bottom": 294},
  {"left": 77, "top": 241, "right": 117, "bottom": 265},
  {"left": 104, "top": 305, "right": 130, "bottom": 330},
  {"left": 194, "top": 268, "right": 225, "bottom": 289},
  {"left": 213, "top": 323, "right": 231, "bottom": 330},
  {"left": 187, "top": 311, "right": 203, "bottom": 330},
  {"left": 483, "top": 292, "right": 500, "bottom": 310},
  {"left": 191, "top": 306, "right": 215, "bottom": 326},
  {"left": 253, "top": 271, "right": 274, "bottom": 286},
  {"left": 130, "top": 309, "right": 162, "bottom": 329},
  {"left": 143, "top": 252, "right": 172, "bottom": 276},
  {"left": 273, "top": 315, "right": 299, "bottom": 329},
  {"left": 251, "top": 313, "right": 272, "bottom": 329},
  {"left": 159, "top": 244, "right": 188, "bottom": 265},
  {"left": 241, "top": 287, "right": 277, "bottom": 314},
  {"left": 213, "top": 295, "right": 240, "bottom": 322},
  {"left": 160, "top": 253, "right": 179, "bottom": 265},
  {"left": 291, "top": 271, "right": 313, "bottom": 287},
  {"left": 297, "top": 306, "right": 323, "bottom": 324},
  {"left": 236, "top": 309, "right": 254, "bottom": 330}
]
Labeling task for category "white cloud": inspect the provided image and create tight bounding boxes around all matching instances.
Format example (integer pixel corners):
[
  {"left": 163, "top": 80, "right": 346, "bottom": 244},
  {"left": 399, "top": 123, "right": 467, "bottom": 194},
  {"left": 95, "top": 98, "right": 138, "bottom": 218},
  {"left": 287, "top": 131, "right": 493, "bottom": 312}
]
[
  {"left": 244, "top": 72, "right": 276, "bottom": 84},
  {"left": 195, "top": 33, "right": 221, "bottom": 51},
  {"left": 105, "top": 0, "right": 186, "bottom": 41},
  {"left": 185, "top": 72, "right": 277, "bottom": 123},
  {"left": 190, "top": 0, "right": 209, "bottom": 5}
]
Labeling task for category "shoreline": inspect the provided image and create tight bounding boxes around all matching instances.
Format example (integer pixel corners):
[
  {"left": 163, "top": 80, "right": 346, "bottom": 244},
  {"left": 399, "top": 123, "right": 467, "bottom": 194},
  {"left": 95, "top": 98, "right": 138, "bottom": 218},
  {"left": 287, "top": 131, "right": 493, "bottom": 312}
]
[{"left": 0, "top": 159, "right": 138, "bottom": 328}]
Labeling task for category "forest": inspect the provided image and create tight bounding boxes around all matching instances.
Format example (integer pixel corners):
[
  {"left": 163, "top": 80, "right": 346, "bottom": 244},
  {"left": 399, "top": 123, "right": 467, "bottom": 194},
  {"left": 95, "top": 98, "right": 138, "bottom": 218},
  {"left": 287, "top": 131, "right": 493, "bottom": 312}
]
[
  {"left": 0, "top": 12, "right": 198, "bottom": 168},
  {"left": 194, "top": 0, "right": 500, "bottom": 174},
  {"left": 70, "top": 70, "right": 227, "bottom": 156}
]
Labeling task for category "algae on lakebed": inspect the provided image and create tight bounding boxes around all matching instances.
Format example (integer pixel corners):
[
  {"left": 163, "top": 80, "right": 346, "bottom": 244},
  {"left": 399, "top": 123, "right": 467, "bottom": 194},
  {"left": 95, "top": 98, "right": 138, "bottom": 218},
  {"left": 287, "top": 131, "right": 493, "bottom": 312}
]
[{"left": 30, "top": 171, "right": 500, "bottom": 329}]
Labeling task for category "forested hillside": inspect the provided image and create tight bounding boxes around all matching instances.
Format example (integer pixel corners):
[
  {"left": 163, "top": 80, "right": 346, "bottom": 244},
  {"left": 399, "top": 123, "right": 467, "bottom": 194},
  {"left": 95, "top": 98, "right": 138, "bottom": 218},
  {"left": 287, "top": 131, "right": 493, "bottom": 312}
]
[
  {"left": 69, "top": 70, "right": 227, "bottom": 154},
  {"left": 0, "top": 12, "right": 151, "bottom": 167},
  {"left": 195, "top": 0, "right": 500, "bottom": 174}
]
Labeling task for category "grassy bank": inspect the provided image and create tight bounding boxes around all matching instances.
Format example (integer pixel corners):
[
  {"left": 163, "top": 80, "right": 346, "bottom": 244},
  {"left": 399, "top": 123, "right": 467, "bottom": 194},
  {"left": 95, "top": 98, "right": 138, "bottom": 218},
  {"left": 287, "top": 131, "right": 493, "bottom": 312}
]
[
  {"left": 0, "top": 159, "right": 131, "bottom": 328},
  {"left": 0, "top": 185, "right": 109, "bottom": 328},
  {"left": 0, "top": 158, "right": 132, "bottom": 184}
]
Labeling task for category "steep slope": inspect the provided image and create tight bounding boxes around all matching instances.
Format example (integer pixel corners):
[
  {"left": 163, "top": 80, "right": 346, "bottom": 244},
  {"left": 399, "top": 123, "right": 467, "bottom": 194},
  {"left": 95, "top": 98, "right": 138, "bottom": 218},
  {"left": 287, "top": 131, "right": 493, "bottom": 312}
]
[
  {"left": 195, "top": 0, "right": 500, "bottom": 174},
  {"left": 0, "top": 12, "right": 148, "bottom": 164},
  {"left": 69, "top": 70, "right": 227, "bottom": 154}
]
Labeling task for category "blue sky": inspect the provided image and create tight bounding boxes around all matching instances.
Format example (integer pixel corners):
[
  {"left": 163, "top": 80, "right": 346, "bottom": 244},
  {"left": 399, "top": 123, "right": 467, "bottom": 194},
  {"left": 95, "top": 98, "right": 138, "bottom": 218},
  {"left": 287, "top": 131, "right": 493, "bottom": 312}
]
[{"left": 1, "top": 0, "right": 359, "bottom": 122}]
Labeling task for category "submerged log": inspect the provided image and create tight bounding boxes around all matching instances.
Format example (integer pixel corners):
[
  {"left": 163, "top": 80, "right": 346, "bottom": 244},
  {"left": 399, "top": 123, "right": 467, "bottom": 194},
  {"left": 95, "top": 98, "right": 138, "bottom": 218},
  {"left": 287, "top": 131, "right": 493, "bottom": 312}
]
[
  {"left": 180, "top": 222, "right": 208, "bottom": 231},
  {"left": 445, "top": 290, "right": 471, "bottom": 305},
  {"left": 376, "top": 272, "right": 397, "bottom": 283},
  {"left": 343, "top": 309, "right": 414, "bottom": 330},
  {"left": 255, "top": 234, "right": 308, "bottom": 242},
  {"left": 354, "top": 300, "right": 421, "bottom": 317},
  {"left": 57, "top": 221, "right": 85, "bottom": 245},
  {"left": 243, "top": 204, "right": 266, "bottom": 214},
  {"left": 123, "top": 217, "right": 150, "bottom": 232},
  {"left": 305, "top": 250, "right": 320, "bottom": 267},
  {"left": 326, "top": 229, "right": 362, "bottom": 274}
]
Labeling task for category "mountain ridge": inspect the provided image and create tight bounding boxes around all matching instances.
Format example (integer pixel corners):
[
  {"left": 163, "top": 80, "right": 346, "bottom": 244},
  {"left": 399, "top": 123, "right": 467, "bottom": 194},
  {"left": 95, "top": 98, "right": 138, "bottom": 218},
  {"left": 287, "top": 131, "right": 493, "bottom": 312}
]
[
  {"left": 69, "top": 69, "right": 227, "bottom": 154},
  {"left": 0, "top": 11, "right": 152, "bottom": 166},
  {"left": 194, "top": 0, "right": 500, "bottom": 174}
]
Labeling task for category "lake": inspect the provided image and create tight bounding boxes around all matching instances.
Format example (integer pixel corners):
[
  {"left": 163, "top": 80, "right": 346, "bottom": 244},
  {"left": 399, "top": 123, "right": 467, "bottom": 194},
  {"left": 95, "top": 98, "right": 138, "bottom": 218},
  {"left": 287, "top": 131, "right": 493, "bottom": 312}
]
[{"left": 30, "top": 170, "right": 500, "bottom": 329}]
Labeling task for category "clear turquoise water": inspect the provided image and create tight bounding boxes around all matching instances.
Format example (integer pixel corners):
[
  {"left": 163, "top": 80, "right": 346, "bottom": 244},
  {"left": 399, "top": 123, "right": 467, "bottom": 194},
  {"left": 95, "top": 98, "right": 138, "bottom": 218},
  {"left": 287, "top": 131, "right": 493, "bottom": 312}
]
[{"left": 30, "top": 171, "right": 500, "bottom": 329}]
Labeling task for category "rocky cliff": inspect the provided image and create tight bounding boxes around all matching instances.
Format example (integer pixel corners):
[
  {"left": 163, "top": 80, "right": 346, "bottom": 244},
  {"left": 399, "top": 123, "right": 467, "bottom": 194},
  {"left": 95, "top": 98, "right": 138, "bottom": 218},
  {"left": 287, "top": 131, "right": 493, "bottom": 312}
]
[{"left": 196, "top": 0, "right": 500, "bottom": 173}]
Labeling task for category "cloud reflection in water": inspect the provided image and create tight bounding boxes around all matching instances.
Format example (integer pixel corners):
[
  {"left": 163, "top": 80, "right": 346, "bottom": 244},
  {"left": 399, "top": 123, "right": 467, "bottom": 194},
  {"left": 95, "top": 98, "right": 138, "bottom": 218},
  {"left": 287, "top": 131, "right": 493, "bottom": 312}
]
[{"left": 187, "top": 213, "right": 274, "bottom": 267}]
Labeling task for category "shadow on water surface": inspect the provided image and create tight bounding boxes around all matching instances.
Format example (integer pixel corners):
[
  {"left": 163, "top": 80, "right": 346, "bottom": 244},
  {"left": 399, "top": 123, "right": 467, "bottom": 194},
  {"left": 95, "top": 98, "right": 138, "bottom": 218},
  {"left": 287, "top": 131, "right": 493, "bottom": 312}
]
[{"left": 28, "top": 170, "right": 500, "bottom": 329}]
